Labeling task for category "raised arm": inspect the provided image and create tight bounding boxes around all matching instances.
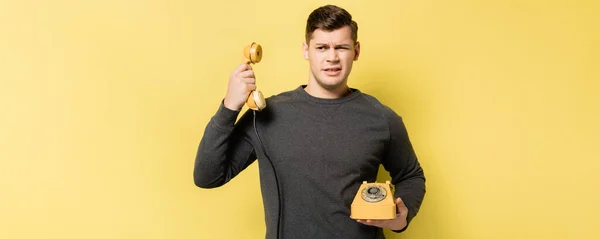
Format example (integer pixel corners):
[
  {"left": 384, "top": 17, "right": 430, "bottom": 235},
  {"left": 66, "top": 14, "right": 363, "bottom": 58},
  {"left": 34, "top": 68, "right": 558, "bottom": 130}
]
[
  {"left": 193, "top": 104, "right": 256, "bottom": 188},
  {"left": 194, "top": 62, "right": 260, "bottom": 188}
]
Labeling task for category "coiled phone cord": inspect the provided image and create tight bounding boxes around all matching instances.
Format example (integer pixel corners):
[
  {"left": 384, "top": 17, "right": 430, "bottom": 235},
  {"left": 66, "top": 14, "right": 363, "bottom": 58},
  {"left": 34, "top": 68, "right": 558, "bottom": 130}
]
[{"left": 253, "top": 110, "right": 282, "bottom": 239}]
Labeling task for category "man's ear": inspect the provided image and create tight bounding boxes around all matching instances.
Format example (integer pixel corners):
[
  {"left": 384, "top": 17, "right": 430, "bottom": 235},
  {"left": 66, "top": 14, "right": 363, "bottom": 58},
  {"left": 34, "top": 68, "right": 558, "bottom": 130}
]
[
  {"left": 303, "top": 42, "right": 309, "bottom": 60},
  {"left": 354, "top": 41, "right": 361, "bottom": 61}
]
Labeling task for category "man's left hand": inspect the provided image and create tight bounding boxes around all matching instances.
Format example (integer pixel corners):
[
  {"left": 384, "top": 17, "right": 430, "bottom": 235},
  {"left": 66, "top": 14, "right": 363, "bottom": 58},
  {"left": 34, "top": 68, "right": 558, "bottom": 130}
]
[{"left": 356, "top": 197, "right": 408, "bottom": 231}]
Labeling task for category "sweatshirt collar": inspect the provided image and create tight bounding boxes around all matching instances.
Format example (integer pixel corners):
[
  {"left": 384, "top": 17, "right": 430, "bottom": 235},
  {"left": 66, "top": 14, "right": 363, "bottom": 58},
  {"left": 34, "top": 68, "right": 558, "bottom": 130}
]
[{"left": 296, "top": 85, "right": 361, "bottom": 104}]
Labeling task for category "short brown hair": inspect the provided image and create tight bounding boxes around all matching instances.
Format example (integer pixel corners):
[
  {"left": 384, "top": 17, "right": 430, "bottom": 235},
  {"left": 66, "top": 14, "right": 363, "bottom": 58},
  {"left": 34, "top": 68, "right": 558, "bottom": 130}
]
[{"left": 305, "top": 5, "right": 358, "bottom": 44}]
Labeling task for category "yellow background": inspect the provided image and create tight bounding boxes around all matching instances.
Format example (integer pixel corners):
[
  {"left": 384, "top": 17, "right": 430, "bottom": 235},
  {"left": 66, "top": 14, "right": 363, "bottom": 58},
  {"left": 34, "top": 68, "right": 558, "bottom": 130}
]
[{"left": 1, "top": 0, "right": 599, "bottom": 238}]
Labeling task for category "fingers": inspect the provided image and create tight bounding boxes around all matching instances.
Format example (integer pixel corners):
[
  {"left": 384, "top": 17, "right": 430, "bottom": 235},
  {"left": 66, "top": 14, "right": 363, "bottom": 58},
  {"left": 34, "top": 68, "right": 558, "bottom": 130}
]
[
  {"left": 237, "top": 70, "right": 256, "bottom": 91},
  {"left": 234, "top": 62, "right": 253, "bottom": 72},
  {"left": 356, "top": 216, "right": 406, "bottom": 231},
  {"left": 224, "top": 62, "right": 257, "bottom": 110},
  {"left": 246, "top": 83, "right": 257, "bottom": 92},
  {"left": 238, "top": 70, "right": 256, "bottom": 83},
  {"left": 230, "top": 64, "right": 254, "bottom": 80},
  {"left": 356, "top": 219, "right": 386, "bottom": 228},
  {"left": 354, "top": 199, "right": 408, "bottom": 231},
  {"left": 232, "top": 63, "right": 256, "bottom": 84}
]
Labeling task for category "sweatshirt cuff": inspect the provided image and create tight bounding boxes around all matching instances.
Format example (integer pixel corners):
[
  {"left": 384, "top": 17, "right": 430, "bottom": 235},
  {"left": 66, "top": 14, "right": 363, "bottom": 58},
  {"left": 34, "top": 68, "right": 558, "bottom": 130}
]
[
  {"left": 392, "top": 224, "right": 409, "bottom": 233},
  {"left": 210, "top": 100, "right": 242, "bottom": 130}
]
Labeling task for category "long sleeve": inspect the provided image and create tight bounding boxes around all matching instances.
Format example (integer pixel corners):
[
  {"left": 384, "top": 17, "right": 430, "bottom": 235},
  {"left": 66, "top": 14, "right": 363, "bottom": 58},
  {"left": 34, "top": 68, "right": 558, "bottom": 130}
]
[
  {"left": 193, "top": 102, "right": 257, "bottom": 188},
  {"left": 381, "top": 111, "right": 426, "bottom": 233}
]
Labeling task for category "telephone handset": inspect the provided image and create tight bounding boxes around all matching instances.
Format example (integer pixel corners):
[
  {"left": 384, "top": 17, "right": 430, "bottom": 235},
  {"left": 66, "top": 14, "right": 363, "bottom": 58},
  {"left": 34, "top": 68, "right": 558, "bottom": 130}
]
[
  {"left": 350, "top": 181, "right": 397, "bottom": 220},
  {"left": 243, "top": 42, "right": 267, "bottom": 111}
]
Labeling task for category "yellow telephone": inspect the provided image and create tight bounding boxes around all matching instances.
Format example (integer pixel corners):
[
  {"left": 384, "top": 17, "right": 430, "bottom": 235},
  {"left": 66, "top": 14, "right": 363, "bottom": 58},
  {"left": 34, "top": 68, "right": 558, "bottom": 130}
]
[
  {"left": 243, "top": 42, "right": 266, "bottom": 111},
  {"left": 350, "top": 181, "right": 397, "bottom": 220}
]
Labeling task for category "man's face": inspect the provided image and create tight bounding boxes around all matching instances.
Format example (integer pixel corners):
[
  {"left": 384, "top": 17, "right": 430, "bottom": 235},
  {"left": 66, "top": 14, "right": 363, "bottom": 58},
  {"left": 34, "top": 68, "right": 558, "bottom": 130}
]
[{"left": 303, "top": 25, "right": 360, "bottom": 91}]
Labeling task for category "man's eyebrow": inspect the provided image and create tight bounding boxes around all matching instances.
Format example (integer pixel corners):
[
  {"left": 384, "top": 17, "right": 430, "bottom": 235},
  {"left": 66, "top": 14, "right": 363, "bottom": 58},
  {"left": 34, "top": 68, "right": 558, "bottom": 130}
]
[{"left": 314, "top": 43, "right": 352, "bottom": 47}]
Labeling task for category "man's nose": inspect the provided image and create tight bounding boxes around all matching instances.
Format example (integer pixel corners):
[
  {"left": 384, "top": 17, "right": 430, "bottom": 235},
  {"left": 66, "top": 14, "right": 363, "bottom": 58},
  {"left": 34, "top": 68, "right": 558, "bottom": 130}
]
[{"left": 326, "top": 48, "right": 339, "bottom": 62}]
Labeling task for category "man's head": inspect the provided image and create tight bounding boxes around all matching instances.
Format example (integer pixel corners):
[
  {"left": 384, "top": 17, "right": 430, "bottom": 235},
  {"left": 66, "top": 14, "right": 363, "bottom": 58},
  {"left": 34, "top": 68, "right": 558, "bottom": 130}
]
[
  {"left": 303, "top": 5, "right": 360, "bottom": 96},
  {"left": 305, "top": 5, "right": 358, "bottom": 45}
]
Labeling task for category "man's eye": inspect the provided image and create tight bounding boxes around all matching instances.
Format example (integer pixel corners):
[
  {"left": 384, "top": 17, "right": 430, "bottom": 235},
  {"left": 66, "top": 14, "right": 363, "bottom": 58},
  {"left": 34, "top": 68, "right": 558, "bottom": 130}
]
[{"left": 316, "top": 46, "right": 325, "bottom": 50}]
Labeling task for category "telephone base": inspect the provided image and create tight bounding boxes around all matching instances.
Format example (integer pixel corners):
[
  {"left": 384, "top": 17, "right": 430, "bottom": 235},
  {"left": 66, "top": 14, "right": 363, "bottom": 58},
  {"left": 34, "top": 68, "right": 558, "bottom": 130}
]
[
  {"left": 350, "top": 204, "right": 396, "bottom": 220},
  {"left": 350, "top": 181, "right": 396, "bottom": 220}
]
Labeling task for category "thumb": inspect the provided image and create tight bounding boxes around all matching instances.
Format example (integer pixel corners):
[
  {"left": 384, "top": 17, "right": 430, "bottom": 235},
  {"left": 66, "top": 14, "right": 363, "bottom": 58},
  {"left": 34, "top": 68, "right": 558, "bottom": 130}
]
[{"left": 395, "top": 197, "right": 407, "bottom": 213}]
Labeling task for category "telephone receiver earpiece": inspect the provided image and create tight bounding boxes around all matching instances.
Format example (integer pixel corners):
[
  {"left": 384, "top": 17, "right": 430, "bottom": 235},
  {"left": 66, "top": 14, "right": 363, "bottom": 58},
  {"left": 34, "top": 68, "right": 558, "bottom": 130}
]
[{"left": 244, "top": 42, "right": 266, "bottom": 111}]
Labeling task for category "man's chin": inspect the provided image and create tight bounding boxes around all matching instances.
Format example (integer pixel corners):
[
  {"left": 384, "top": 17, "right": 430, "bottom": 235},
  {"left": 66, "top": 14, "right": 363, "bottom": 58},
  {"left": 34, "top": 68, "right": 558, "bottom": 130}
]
[{"left": 316, "top": 78, "right": 347, "bottom": 91}]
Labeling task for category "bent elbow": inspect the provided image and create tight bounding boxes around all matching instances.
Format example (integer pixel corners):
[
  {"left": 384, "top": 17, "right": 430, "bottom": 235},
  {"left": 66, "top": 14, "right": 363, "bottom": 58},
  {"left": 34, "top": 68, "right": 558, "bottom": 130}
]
[
  {"left": 193, "top": 172, "right": 225, "bottom": 189},
  {"left": 194, "top": 179, "right": 218, "bottom": 189}
]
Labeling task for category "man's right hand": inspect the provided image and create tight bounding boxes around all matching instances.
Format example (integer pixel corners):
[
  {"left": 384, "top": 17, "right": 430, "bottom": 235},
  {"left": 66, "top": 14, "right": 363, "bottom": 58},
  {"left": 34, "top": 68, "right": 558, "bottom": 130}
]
[{"left": 223, "top": 63, "right": 257, "bottom": 111}]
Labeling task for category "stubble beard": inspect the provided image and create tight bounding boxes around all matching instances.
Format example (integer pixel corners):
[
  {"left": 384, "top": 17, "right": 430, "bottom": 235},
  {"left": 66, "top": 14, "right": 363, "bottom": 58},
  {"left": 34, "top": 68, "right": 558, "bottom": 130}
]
[{"left": 311, "top": 71, "right": 348, "bottom": 92}]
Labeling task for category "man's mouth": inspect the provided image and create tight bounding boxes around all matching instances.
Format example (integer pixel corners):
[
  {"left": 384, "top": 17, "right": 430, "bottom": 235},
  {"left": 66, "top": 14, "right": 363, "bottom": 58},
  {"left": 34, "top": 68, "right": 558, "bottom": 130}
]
[
  {"left": 323, "top": 67, "right": 342, "bottom": 76},
  {"left": 323, "top": 67, "right": 341, "bottom": 71}
]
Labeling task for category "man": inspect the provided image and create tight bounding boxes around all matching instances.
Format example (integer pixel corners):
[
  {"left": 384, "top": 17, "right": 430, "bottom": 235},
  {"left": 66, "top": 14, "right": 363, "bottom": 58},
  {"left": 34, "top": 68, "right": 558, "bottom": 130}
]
[{"left": 194, "top": 5, "right": 425, "bottom": 239}]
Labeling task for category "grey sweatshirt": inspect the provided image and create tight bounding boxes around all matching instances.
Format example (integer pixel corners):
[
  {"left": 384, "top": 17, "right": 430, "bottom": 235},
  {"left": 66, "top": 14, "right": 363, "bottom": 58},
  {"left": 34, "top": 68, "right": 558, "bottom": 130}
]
[{"left": 194, "top": 85, "right": 426, "bottom": 239}]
